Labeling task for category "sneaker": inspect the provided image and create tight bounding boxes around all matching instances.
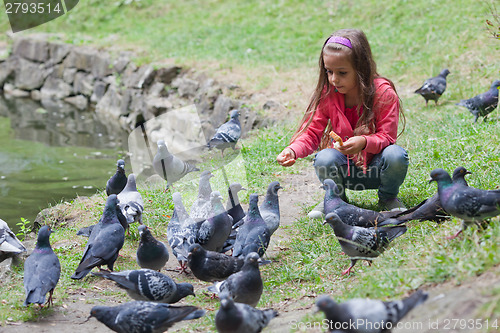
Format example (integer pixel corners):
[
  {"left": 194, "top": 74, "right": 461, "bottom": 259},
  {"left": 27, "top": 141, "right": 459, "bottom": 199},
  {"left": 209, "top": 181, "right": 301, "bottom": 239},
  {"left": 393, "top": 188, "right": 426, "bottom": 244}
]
[
  {"left": 308, "top": 201, "right": 324, "bottom": 219},
  {"left": 378, "top": 197, "right": 407, "bottom": 212}
]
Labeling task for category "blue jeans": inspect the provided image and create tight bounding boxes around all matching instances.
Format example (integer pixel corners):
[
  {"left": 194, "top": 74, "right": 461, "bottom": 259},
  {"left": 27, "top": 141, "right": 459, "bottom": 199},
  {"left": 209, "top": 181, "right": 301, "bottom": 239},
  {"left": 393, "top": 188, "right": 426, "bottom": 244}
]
[{"left": 313, "top": 145, "right": 409, "bottom": 200}]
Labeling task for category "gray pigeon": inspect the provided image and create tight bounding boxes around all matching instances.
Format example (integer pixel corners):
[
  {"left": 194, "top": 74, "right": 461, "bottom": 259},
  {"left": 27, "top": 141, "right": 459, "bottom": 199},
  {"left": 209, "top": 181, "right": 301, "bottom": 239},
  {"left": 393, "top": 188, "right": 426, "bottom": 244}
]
[
  {"left": 0, "top": 218, "right": 26, "bottom": 263},
  {"left": 394, "top": 166, "right": 471, "bottom": 224},
  {"left": 322, "top": 179, "right": 400, "bottom": 228},
  {"left": 92, "top": 269, "right": 195, "bottom": 303},
  {"left": 190, "top": 170, "right": 214, "bottom": 223},
  {"left": 188, "top": 243, "right": 244, "bottom": 282},
  {"left": 117, "top": 174, "right": 144, "bottom": 225},
  {"left": 198, "top": 191, "right": 233, "bottom": 252},
  {"left": 106, "top": 159, "right": 127, "bottom": 196},
  {"left": 232, "top": 194, "right": 271, "bottom": 258},
  {"left": 168, "top": 192, "right": 203, "bottom": 273},
  {"left": 153, "top": 140, "right": 199, "bottom": 189},
  {"left": 316, "top": 289, "right": 428, "bottom": 333},
  {"left": 136, "top": 225, "right": 169, "bottom": 271},
  {"left": 456, "top": 80, "right": 500, "bottom": 122},
  {"left": 71, "top": 194, "right": 125, "bottom": 279},
  {"left": 414, "top": 69, "right": 450, "bottom": 106},
  {"left": 23, "top": 226, "right": 61, "bottom": 307},
  {"left": 208, "top": 252, "right": 263, "bottom": 307},
  {"left": 259, "top": 181, "right": 282, "bottom": 235},
  {"left": 429, "top": 168, "right": 500, "bottom": 238},
  {"left": 207, "top": 109, "right": 242, "bottom": 157},
  {"left": 226, "top": 183, "right": 246, "bottom": 225},
  {"left": 90, "top": 301, "right": 205, "bottom": 333},
  {"left": 324, "top": 212, "right": 407, "bottom": 275},
  {"left": 215, "top": 293, "right": 278, "bottom": 333}
]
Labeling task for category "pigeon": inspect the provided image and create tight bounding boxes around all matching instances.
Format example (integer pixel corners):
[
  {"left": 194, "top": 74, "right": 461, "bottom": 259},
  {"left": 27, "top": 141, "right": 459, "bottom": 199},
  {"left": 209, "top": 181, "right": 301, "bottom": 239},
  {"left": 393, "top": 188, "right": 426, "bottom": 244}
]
[
  {"left": 208, "top": 252, "right": 263, "bottom": 307},
  {"left": 90, "top": 301, "right": 205, "bottom": 333},
  {"left": 153, "top": 139, "right": 199, "bottom": 189},
  {"left": 232, "top": 194, "right": 271, "bottom": 258},
  {"left": 136, "top": 225, "right": 169, "bottom": 271},
  {"left": 226, "top": 183, "right": 246, "bottom": 225},
  {"left": 198, "top": 191, "right": 233, "bottom": 252},
  {"left": 106, "top": 159, "right": 127, "bottom": 196},
  {"left": 316, "top": 289, "right": 428, "bottom": 333},
  {"left": 168, "top": 192, "right": 203, "bottom": 272},
  {"left": 23, "top": 226, "right": 61, "bottom": 307},
  {"left": 207, "top": 109, "right": 242, "bottom": 157},
  {"left": 190, "top": 171, "right": 214, "bottom": 222},
  {"left": 394, "top": 166, "right": 471, "bottom": 224},
  {"left": 117, "top": 174, "right": 144, "bottom": 226},
  {"left": 215, "top": 293, "right": 278, "bottom": 333},
  {"left": 414, "top": 69, "right": 450, "bottom": 106},
  {"left": 322, "top": 179, "right": 400, "bottom": 228},
  {"left": 259, "top": 181, "right": 282, "bottom": 235},
  {"left": 77, "top": 201, "right": 129, "bottom": 237},
  {"left": 456, "top": 80, "right": 500, "bottom": 122},
  {"left": 92, "top": 269, "right": 195, "bottom": 303},
  {"left": 324, "top": 212, "right": 407, "bottom": 275},
  {"left": 429, "top": 168, "right": 500, "bottom": 238},
  {"left": 0, "top": 218, "right": 26, "bottom": 263},
  {"left": 71, "top": 194, "right": 125, "bottom": 279},
  {"left": 188, "top": 243, "right": 244, "bottom": 282}
]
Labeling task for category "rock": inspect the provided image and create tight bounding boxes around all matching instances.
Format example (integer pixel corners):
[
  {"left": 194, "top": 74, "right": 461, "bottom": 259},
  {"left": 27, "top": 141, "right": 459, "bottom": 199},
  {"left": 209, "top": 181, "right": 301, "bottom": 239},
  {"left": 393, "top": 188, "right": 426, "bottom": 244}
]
[
  {"left": 146, "top": 96, "right": 173, "bottom": 116},
  {"left": 73, "top": 71, "right": 95, "bottom": 96},
  {"left": 63, "top": 68, "right": 78, "bottom": 84},
  {"left": 64, "top": 95, "right": 88, "bottom": 110},
  {"left": 0, "top": 57, "right": 18, "bottom": 86},
  {"left": 154, "top": 66, "right": 181, "bottom": 85},
  {"left": 173, "top": 77, "right": 199, "bottom": 98},
  {"left": 12, "top": 38, "right": 49, "bottom": 63},
  {"left": 30, "top": 90, "right": 42, "bottom": 101},
  {"left": 91, "top": 53, "right": 113, "bottom": 79},
  {"left": 148, "top": 82, "right": 166, "bottom": 97},
  {"left": 48, "top": 42, "right": 72, "bottom": 64},
  {"left": 123, "top": 65, "right": 155, "bottom": 89},
  {"left": 63, "top": 47, "right": 98, "bottom": 71},
  {"left": 40, "top": 77, "right": 72, "bottom": 100},
  {"left": 90, "top": 80, "right": 110, "bottom": 104},
  {"left": 14, "top": 58, "right": 47, "bottom": 90},
  {"left": 113, "top": 53, "right": 131, "bottom": 74}
]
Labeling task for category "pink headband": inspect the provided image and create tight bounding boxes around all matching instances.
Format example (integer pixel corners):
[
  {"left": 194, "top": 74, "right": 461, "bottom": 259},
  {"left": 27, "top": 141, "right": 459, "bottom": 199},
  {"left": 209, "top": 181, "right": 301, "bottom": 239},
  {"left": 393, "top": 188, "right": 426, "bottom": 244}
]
[{"left": 325, "top": 36, "right": 352, "bottom": 49}]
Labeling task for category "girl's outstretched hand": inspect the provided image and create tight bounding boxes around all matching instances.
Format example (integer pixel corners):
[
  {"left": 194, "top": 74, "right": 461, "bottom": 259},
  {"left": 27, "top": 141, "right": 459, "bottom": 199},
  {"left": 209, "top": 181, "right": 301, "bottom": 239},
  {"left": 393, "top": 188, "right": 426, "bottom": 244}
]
[
  {"left": 336, "top": 136, "right": 367, "bottom": 155},
  {"left": 277, "top": 147, "right": 296, "bottom": 167}
]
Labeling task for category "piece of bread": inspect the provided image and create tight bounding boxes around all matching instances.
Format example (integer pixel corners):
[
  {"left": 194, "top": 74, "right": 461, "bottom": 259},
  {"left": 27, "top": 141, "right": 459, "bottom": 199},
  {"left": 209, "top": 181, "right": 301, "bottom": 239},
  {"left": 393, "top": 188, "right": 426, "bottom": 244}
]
[{"left": 329, "top": 130, "right": 343, "bottom": 147}]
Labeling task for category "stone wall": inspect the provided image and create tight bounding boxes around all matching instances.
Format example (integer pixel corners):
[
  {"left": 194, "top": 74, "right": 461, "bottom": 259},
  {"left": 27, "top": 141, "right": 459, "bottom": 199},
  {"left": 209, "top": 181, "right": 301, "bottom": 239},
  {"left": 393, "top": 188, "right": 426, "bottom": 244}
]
[{"left": 0, "top": 34, "right": 259, "bottom": 145}]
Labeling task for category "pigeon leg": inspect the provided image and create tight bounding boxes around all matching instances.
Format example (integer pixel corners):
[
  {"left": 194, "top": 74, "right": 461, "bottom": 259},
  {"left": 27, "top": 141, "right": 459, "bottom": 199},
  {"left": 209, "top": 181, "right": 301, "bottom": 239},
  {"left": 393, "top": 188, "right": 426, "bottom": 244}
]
[
  {"left": 176, "top": 261, "right": 189, "bottom": 274},
  {"left": 446, "top": 229, "right": 463, "bottom": 240},
  {"left": 341, "top": 260, "right": 357, "bottom": 276},
  {"left": 45, "top": 289, "right": 55, "bottom": 307}
]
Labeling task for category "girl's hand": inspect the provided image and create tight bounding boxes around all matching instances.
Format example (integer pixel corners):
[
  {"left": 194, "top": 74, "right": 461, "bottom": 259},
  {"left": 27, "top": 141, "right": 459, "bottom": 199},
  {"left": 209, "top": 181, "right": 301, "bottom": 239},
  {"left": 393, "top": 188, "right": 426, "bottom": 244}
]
[
  {"left": 336, "top": 136, "right": 367, "bottom": 155},
  {"left": 277, "top": 148, "right": 296, "bottom": 167}
]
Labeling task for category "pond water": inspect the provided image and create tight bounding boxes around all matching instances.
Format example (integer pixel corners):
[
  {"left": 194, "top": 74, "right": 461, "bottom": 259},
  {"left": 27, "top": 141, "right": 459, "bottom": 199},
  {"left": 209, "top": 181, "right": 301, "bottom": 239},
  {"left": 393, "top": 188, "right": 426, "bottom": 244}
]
[{"left": 0, "top": 94, "right": 128, "bottom": 232}]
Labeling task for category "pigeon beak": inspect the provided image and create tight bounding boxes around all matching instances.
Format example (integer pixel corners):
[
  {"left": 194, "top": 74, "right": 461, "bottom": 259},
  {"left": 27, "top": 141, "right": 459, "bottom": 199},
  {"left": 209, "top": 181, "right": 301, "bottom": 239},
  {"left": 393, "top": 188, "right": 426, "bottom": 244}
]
[{"left": 428, "top": 177, "right": 434, "bottom": 184}]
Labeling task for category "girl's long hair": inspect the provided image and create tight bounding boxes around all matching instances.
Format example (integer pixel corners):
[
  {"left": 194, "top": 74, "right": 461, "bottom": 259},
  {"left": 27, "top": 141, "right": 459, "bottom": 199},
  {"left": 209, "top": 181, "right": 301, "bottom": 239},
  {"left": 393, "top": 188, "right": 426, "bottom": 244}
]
[{"left": 290, "top": 29, "right": 405, "bottom": 150}]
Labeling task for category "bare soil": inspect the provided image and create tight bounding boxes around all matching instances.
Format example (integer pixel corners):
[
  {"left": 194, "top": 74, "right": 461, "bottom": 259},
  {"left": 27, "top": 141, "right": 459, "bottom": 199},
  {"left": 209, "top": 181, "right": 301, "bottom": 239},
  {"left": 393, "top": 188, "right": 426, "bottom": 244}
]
[{"left": 2, "top": 167, "right": 499, "bottom": 333}]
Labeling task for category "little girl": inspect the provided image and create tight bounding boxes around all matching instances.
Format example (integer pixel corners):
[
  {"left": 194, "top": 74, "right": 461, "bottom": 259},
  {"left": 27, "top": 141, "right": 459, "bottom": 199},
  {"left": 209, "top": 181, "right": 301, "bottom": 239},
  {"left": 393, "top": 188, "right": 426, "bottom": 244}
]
[{"left": 277, "top": 29, "right": 408, "bottom": 217}]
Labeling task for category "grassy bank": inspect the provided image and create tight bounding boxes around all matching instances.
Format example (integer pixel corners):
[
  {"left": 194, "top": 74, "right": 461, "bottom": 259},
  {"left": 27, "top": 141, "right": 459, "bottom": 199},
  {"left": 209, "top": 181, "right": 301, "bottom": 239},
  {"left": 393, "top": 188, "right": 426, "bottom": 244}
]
[{"left": 0, "top": 0, "right": 499, "bottom": 331}]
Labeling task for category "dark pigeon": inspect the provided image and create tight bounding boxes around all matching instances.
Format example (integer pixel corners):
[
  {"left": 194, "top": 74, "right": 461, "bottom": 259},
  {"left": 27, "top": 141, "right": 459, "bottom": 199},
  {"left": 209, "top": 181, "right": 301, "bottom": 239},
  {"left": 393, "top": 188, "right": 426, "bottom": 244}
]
[
  {"left": 324, "top": 212, "right": 407, "bottom": 275},
  {"left": 92, "top": 269, "right": 195, "bottom": 303},
  {"left": 153, "top": 139, "right": 199, "bottom": 189},
  {"left": 168, "top": 192, "right": 203, "bottom": 272},
  {"left": 198, "top": 191, "right": 233, "bottom": 252},
  {"left": 0, "top": 218, "right": 26, "bottom": 263},
  {"left": 117, "top": 174, "right": 144, "bottom": 225},
  {"left": 23, "top": 226, "right": 61, "bottom": 307},
  {"left": 226, "top": 183, "right": 246, "bottom": 225},
  {"left": 322, "top": 179, "right": 400, "bottom": 228},
  {"left": 71, "top": 194, "right": 125, "bottom": 279},
  {"left": 208, "top": 252, "right": 263, "bottom": 307},
  {"left": 207, "top": 109, "right": 241, "bottom": 157},
  {"left": 106, "top": 159, "right": 127, "bottom": 196},
  {"left": 77, "top": 201, "right": 129, "bottom": 237},
  {"left": 394, "top": 166, "right": 471, "bottom": 224},
  {"left": 136, "top": 225, "right": 169, "bottom": 271},
  {"left": 414, "top": 69, "right": 450, "bottom": 106},
  {"left": 90, "top": 301, "right": 205, "bottom": 333},
  {"left": 456, "top": 80, "right": 500, "bottom": 122},
  {"left": 429, "top": 168, "right": 500, "bottom": 238},
  {"left": 259, "top": 181, "right": 282, "bottom": 236},
  {"left": 190, "top": 171, "right": 214, "bottom": 223},
  {"left": 188, "top": 243, "right": 244, "bottom": 282},
  {"left": 232, "top": 194, "right": 271, "bottom": 258},
  {"left": 316, "top": 289, "right": 428, "bottom": 333},
  {"left": 215, "top": 293, "right": 278, "bottom": 333}
]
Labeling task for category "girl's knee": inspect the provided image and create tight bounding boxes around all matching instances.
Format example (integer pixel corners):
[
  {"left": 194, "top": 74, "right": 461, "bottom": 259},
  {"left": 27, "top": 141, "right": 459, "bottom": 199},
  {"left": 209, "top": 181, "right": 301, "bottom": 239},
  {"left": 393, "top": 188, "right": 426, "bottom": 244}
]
[
  {"left": 314, "top": 148, "right": 345, "bottom": 168},
  {"left": 382, "top": 145, "right": 409, "bottom": 168}
]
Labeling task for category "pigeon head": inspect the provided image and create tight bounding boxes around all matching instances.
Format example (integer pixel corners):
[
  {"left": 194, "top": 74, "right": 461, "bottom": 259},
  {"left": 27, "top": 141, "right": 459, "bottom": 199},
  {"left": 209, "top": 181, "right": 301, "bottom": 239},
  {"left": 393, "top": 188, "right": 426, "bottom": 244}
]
[
  {"left": 315, "top": 295, "right": 338, "bottom": 312},
  {"left": 138, "top": 225, "right": 151, "bottom": 239},
  {"left": 210, "top": 191, "right": 223, "bottom": 204},
  {"left": 200, "top": 170, "right": 214, "bottom": 180},
  {"left": 267, "top": 181, "right": 283, "bottom": 196},
  {"left": 156, "top": 140, "right": 170, "bottom": 155},
  {"left": 321, "top": 179, "right": 341, "bottom": 197},
  {"left": 90, "top": 305, "right": 116, "bottom": 325},
  {"left": 177, "top": 282, "right": 196, "bottom": 298},
  {"left": 243, "top": 252, "right": 260, "bottom": 266},
  {"left": 219, "top": 292, "right": 235, "bottom": 309},
  {"left": 229, "top": 109, "right": 240, "bottom": 119},
  {"left": 491, "top": 80, "right": 500, "bottom": 89},
  {"left": 188, "top": 243, "right": 205, "bottom": 257},
  {"left": 36, "top": 225, "right": 53, "bottom": 248},
  {"left": 429, "top": 168, "right": 453, "bottom": 185},
  {"left": 229, "top": 183, "right": 246, "bottom": 193},
  {"left": 452, "top": 166, "right": 471, "bottom": 184},
  {"left": 124, "top": 174, "right": 138, "bottom": 192},
  {"left": 117, "top": 159, "right": 125, "bottom": 171},
  {"left": 440, "top": 69, "right": 450, "bottom": 77},
  {"left": 323, "top": 212, "right": 342, "bottom": 226},
  {"left": 247, "top": 194, "right": 261, "bottom": 217}
]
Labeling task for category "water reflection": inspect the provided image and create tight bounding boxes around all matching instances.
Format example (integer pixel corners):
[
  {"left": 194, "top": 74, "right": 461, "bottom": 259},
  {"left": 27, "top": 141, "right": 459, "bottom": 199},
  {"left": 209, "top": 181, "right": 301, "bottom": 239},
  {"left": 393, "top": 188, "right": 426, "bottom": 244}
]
[{"left": 0, "top": 94, "right": 128, "bottom": 232}]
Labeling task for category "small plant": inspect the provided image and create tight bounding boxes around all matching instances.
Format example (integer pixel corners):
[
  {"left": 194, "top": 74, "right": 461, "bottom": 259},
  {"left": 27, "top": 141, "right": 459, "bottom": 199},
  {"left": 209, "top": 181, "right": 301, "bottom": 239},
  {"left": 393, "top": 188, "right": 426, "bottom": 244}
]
[{"left": 16, "top": 217, "right": 32, "bottom": 241}]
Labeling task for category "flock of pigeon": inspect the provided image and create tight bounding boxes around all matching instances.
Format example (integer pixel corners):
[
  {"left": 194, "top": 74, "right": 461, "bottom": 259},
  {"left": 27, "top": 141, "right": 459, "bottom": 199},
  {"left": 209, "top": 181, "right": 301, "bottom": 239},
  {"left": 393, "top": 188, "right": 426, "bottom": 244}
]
[
  {"left": 1, "top": 101, "right": 499, "bottom": 332},
  {"left": 414, "top": 69, "right": 499, "bottom": 122}
]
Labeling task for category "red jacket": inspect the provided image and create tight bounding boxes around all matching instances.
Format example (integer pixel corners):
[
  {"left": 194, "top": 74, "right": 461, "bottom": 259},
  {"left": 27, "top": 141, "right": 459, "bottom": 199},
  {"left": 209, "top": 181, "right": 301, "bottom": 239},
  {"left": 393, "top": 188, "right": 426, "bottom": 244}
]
[{"left": 288, "top": 78, "right": 400, "bottom": 167}]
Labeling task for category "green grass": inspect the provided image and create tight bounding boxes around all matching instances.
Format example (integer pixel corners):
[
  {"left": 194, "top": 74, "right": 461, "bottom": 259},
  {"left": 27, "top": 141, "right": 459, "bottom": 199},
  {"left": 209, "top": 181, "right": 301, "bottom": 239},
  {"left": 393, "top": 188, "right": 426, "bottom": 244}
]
[{"left": 0, "top": 0, "right": 499, "bottom": 331}]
